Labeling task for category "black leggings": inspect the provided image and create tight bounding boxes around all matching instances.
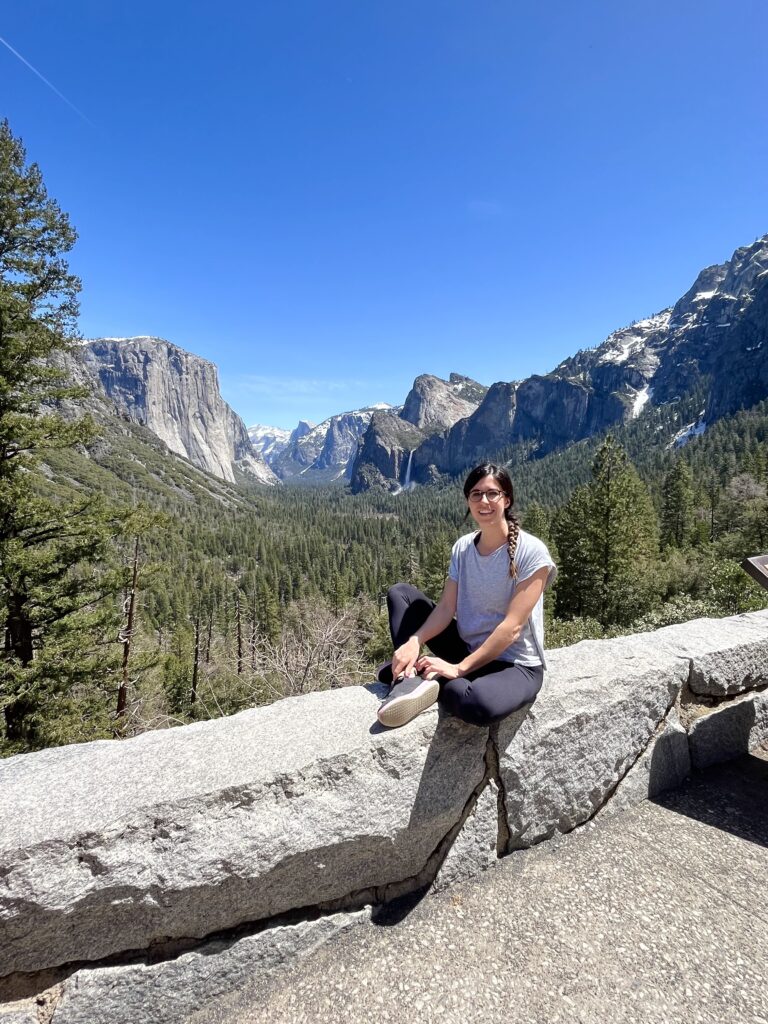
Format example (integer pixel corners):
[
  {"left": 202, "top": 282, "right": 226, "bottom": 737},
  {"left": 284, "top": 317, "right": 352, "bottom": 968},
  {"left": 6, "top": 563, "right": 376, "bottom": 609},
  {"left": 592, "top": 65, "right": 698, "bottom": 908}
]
[{"left": 385, "top": 582, "right": 544, "bottom": 727}]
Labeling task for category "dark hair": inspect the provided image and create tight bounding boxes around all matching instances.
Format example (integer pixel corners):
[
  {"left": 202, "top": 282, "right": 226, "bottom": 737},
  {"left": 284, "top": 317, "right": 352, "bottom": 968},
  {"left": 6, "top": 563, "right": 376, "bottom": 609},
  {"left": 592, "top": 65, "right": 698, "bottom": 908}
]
[{"left": 462, "top": 463, "right": 520, "bottom": 579}]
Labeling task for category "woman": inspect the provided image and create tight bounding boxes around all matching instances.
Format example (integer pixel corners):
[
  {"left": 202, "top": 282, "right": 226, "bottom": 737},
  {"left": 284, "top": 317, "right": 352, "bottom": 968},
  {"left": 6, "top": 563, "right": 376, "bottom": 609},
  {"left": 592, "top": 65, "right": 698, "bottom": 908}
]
[{"left": 377, "top": 463, "right": 557, "bottom": 728}]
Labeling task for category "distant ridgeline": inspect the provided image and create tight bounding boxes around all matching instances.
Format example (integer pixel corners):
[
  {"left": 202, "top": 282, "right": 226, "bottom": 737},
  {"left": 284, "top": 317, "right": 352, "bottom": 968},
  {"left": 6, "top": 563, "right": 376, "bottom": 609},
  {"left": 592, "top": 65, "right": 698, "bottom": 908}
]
[
  {"left": 75, "top": 234, "right": 768, "bottom": 493},
  {"left": 12, "top": 232, "right": 768, "bottom": 755},
  {"left": 349, "top": 234, "right": 768, "bottom": 491}
]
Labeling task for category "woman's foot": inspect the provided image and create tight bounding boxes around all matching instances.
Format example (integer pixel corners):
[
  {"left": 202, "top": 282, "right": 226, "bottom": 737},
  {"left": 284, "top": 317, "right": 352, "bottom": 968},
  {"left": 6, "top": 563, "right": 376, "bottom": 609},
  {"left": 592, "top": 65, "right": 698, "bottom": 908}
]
[{"left": 376, "top": 674, "right": 440, "bottom": 728}]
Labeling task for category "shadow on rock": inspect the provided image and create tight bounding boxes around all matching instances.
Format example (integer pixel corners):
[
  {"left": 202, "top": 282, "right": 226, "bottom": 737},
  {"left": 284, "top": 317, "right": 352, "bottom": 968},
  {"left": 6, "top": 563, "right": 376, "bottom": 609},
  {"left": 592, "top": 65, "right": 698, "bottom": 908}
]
[{"left": 651, "top": 750, "right": 768, "bottom": 850}]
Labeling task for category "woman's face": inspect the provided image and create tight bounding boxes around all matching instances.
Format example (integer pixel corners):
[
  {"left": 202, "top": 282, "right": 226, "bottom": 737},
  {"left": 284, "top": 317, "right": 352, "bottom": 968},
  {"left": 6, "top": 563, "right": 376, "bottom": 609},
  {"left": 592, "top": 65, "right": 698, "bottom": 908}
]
[{"left": 466, "top": 474, "right": 510, "bottom": 530}]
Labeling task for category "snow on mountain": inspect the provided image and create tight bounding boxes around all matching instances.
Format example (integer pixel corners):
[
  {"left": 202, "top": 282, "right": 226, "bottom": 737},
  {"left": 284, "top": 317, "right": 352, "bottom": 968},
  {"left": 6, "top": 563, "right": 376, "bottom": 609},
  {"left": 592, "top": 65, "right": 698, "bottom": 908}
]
[
  {"left": 248, "top": 424, "right": 292, "bottom": 461},
  {"left": 632, "top": 385, "right": 652, "bottom": 418},
  {"left": 351, "top": 233, "right": 768, "bottom": 491},
  {"left": 593, "top": 311, "right": 671, "bottom": 369},
  {"left": 668, "top": 419, "right": 707, "bottom": 449},
  {"left": 270, "top": 404, "right": 395, "bottom": 482}
]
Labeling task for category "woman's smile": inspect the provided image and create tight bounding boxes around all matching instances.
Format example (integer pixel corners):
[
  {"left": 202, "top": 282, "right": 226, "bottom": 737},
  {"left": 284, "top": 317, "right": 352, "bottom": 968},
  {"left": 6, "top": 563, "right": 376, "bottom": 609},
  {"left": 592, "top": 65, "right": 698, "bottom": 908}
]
[{"left": 467, "top": 474, "right": 510, "bottom": 530}]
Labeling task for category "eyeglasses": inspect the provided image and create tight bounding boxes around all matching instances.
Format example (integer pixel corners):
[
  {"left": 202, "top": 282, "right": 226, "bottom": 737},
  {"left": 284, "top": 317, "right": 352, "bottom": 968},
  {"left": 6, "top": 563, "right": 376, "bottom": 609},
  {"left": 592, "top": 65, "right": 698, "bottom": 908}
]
[{"left": 468, "top": 489, "right": 504, "bottom": 503}]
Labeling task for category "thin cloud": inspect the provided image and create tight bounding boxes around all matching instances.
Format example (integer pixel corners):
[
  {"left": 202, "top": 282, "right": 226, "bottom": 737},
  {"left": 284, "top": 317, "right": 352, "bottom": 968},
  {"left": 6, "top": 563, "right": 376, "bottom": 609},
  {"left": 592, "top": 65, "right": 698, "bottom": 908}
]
[{"left": 0, "top": 34, "right": 96, "bottom": 128}]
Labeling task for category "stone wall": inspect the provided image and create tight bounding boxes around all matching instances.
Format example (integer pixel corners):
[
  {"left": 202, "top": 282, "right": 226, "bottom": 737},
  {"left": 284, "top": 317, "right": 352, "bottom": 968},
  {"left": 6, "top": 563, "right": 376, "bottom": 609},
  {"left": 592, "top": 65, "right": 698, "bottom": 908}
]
[{"left": 1, "top": 612, "right": 767, "bottom": 1023}]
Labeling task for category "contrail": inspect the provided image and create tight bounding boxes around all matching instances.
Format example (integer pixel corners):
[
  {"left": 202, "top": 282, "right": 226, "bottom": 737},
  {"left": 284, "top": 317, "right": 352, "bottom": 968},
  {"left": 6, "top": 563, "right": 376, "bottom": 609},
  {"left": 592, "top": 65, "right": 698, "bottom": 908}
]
[{"left": 0, "top": 33, "right": 96, "bottom": 128}]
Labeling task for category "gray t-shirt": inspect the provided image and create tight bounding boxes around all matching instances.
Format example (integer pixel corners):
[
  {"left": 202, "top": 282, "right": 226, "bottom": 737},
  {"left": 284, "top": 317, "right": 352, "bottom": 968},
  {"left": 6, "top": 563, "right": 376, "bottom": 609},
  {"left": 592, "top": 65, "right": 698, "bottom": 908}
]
[{"left": 448, "top": 529, "right": 557, "bottom": 668}]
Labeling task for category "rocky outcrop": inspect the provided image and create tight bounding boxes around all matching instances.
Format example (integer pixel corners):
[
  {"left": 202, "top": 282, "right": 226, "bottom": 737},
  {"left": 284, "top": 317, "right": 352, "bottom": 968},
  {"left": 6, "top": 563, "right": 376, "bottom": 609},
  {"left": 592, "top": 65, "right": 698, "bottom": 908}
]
[
  {"left": 649, "top": 238, "right": 768, "bottom": 421},
  {"left": 400, "top": 373, "right": 487, "bottom": 432},
  {"left": 2, "top": 611, "right": 767, "bottom": 1022},
  {"left": 80, "top": 338, "right": 276, "bottom": 486},
  {"left": 350, "top": 374, "right": 486, "bottom": 490},
  {"left": 410, "top": 382, "right": 517, "bottom": 481},
  {"left": 257, "top": 373, "right": 486, "bottom": 489},
  {"left": 349, "top": 411, "right": 428, "bottom": 491}
]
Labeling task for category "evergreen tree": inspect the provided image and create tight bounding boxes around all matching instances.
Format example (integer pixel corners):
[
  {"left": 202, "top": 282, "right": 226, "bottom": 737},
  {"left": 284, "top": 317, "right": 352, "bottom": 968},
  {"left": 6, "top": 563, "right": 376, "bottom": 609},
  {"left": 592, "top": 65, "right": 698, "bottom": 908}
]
[
  {"left": 552, "top": 485, "right": 597, "bottom": 619},
  {"left": 554, "top": 437, "right": 659, "bottom": 626},
  {"left": 521, "top": 501, "right": 553, "bottom": 548},
  {"left": 0, "top": 121, "right": 136, "bottom": 749},
  {"left": 660, "top": 459, "right": 695, "bottom": 548}
]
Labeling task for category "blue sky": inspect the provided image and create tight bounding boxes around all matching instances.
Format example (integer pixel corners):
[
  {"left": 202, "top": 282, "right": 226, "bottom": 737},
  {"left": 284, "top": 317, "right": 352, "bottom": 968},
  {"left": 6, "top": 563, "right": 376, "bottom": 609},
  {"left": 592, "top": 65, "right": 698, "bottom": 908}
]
[{"left": 3, "top": 1, "right": 767, "bottom": 429}]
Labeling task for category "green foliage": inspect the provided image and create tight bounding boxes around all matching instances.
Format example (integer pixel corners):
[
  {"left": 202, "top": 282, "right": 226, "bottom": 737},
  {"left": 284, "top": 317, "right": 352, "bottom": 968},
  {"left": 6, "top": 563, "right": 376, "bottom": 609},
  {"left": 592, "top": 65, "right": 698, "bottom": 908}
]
[
  {"left": 0, "top": 120, "right": 80, "bottom": 342},
  {"left": 16, "top": 392, "right": 768, "bottom": 749},
  {"left": 628, "top": 594, "right": 715, "bottom": 633},
  {"left": 546, "top": 615, "right": 605, "bottom": 648},
  {"left": 660, "top": 460, "right": 695, "bottom": 549},
  {"left": 521, "top": 501, "right": 555, "bottom": 551},
  {"left": 0, "top": 122, "right": 156, "bottom": 751},
  {"left": 363, "top": 608, "right": 393, "bottom": 668},
  {"left": 704, "top": 559, "right": 767, "bottom": 615},
  {"left": 553, "top": 437, "right": 659, "bottom": 626}
]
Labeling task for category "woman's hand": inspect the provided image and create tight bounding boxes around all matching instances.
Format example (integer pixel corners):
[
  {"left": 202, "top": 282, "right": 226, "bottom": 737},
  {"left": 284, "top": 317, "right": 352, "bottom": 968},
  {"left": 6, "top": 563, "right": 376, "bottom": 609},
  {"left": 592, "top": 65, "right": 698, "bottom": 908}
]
[
  {"left": 392, "top": 636, "right": 421, "bottom": 680},
  {"left": 416, "top": 655, "right": 462, "bottom": 680}
]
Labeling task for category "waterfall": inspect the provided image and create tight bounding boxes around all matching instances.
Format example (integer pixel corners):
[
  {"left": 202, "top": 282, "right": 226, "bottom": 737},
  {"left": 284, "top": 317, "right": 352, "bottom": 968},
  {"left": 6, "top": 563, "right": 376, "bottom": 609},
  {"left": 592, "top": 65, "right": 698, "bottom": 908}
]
[
  {"left": 392, "top": 449, "right": 415, "bottom": 496},
  {"left": 403, "top": 449, "right": 414, "bottom": 490}
]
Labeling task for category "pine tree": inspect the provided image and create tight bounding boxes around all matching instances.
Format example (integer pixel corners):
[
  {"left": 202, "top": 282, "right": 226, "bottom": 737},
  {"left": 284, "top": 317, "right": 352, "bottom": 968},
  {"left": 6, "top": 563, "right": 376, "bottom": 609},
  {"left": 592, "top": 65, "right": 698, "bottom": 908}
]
[
  {"left": 554, "top": 437, "right": 659, "bottom": 626},
  {"left": 552, "top": 485, "right": 598, "bottom": 619},
  {"left": 0, "top": 121, "right": 138, "bottom": 749},
  {"left": 660, "top": 460, "right": 695, "bottom": 549},
  {"left": 521, "top": 501, "right": 549, "bottom": 541}
]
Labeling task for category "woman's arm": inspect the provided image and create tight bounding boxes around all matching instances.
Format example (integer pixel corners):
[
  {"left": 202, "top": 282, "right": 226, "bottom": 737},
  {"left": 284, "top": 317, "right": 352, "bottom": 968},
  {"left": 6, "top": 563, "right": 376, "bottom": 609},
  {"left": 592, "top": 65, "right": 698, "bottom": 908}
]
[
  {"left": 417, "top": 566, "right": 550, "bottom": 680},
  {"left": 391, "top": 579, "right": 458, "bottom": 679}
]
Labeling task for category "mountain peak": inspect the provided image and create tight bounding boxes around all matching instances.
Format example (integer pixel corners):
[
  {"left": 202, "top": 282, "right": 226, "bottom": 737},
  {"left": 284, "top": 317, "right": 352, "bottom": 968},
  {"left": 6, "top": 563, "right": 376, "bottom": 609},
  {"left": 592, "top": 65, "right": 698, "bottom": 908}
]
[{"left": 400, "top": 372, "right": 487, "bottom": 432}]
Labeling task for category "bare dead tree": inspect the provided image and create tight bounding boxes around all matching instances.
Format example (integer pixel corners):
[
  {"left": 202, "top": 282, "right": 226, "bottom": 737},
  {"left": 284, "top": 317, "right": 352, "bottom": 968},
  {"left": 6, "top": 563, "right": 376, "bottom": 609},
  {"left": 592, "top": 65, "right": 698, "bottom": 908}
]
[
  {"left": 190, "top": 609, "right": 201, "bottom": 706},
  {"left": 236, "top": 589, "right": 243, "bottom": 676},
  {"left": 251, "top": 602, "right": 370, "bottom": 701},
  {"left": 205, "top": 608, "right": 213, "bottom": 664},
  {"left": 116, "top": 535, "right": 140, "bottom": 720}
]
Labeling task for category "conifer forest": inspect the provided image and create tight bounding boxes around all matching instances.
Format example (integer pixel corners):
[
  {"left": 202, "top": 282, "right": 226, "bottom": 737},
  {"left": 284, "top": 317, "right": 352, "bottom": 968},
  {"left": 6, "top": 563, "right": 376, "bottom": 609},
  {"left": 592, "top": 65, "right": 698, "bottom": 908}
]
[{"left": 2, "top": 118, "right": 767, "bottom": 756}]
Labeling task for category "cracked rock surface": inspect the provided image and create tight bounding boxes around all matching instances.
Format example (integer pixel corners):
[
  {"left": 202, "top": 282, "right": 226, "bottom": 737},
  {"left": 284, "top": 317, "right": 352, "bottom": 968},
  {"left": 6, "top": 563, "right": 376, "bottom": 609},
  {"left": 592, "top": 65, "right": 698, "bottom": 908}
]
[
  {"left": 593, "top": 708, "right": 691, "bottom": 821},
  {"left": 497, "top": 630, "right": 688, "bottom": 849},
  {"left": 45, "top": 910, "right": 370, "bottom": 1024},
  {"left": 431, "top": 781, "right": 499, "bottom": 894},
  {"left": 2, "top": 610, "right": 768, "bottom": 1017},
  {"left": 688, "top": 689, "right": 768, "bottom": 769},
  {"left": 0, "top": 687, "right": 487, "bottom": 976},
  {"left": 676, "top": 613, "right": 768, "bottom": 696},
  {"left": 187, "top": 750, "right": 768, "bottom": 1024}
]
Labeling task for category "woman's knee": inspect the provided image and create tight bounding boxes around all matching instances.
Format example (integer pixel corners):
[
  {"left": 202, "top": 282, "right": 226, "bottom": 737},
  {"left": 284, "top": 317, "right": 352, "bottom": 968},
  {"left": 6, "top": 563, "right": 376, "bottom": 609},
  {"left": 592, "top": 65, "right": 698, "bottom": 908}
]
[
  {"left": 455, "top": 689, "right": 502, "bottom": 726},
  {"left": 442, "top": 669, "right": 543, "bottom": 726},
  {"left": 386, "top": 582, "right": 420, "bottom": 608},
  {"left": 439, "top": 679, "right": 498, "bottom": 726}
]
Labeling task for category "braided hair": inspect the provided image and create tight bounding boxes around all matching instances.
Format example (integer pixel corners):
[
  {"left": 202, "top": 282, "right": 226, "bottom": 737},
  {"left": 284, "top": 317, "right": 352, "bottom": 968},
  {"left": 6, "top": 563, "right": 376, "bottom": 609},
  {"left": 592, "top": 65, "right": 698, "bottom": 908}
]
[{"left": 463, "top": 463, "right": 520, "bottom": 579}]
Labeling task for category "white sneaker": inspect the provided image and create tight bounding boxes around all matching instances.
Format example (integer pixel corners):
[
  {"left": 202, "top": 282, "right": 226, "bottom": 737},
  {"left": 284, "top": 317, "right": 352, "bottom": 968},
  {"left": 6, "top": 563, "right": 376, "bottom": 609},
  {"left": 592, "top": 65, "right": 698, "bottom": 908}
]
[{"left": 377, "top": 674, "right": 440, "bottom": 728}]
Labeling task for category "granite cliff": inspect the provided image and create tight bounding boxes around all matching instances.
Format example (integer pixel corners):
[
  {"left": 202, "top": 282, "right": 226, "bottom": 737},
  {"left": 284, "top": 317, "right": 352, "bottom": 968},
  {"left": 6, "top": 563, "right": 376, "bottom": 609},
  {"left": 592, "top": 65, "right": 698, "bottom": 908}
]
[
  {"left": 348, "top": 372, "right": 488, "bottom": 489},
  {"left": 251, "top": 373, "right": 487, "bottom": 487},
  {"left": 400, "top": 373, "right": 488, "bottom": 432},
  {"left": 73, "top": 235, "right": 768, "bottom": 494},
  {"left": 80, "top": 337, "right": 276, "bottom": 485}
]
